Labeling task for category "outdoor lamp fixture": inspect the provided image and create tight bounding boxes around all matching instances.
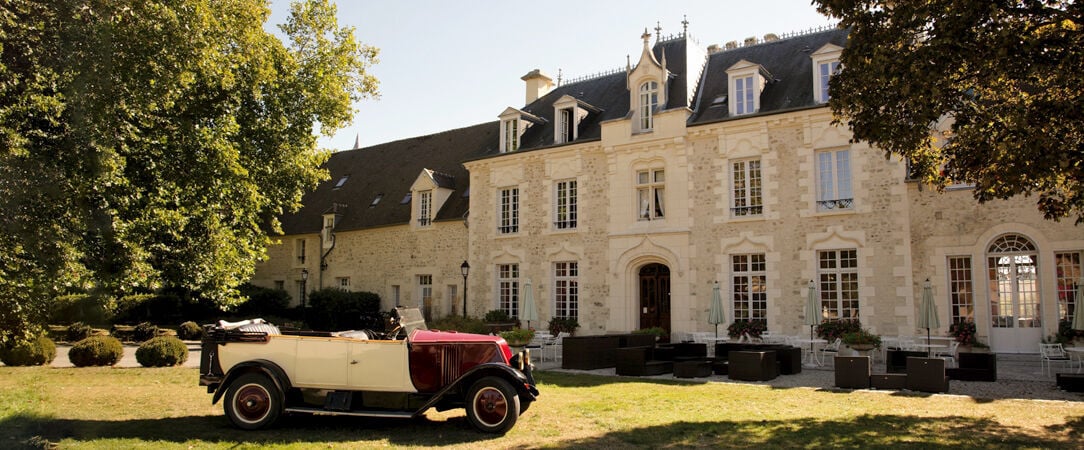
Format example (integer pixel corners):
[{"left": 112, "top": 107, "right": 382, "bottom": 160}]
[
  {"left": 460, "top": 260, "right": 470, "bottom": 317},
  {"left": 300, "top": 268, "right": 309, "bottom": 308}
]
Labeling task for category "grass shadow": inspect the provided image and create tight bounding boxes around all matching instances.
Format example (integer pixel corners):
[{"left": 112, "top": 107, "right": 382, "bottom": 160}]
[
  {"left": 531, "top": 414, "right": 1084, "bottom": 449},
  {"left": 0, "top": 411, "right": 500, "bottom": 448}
]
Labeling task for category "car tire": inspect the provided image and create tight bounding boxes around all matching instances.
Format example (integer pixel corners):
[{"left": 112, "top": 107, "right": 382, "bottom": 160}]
[
  {"left": 224, "top": 373, "right": 282, "bottom": 430},
  {"left": 465, "top": 376, "right": 520, "bottom": 434}
]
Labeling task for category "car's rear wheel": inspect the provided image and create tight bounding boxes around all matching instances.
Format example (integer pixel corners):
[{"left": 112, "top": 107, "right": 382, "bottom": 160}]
[
  {"left": 224, "top": 373, "right": 282, "bottom": 430},
  {"left": 465, "top": 376, "right": 520, "bottom": 434}
]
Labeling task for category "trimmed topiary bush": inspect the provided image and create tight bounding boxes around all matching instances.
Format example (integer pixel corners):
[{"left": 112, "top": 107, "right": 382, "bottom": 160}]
[
  {"left": 429, "top": 315, "right": 487, "bottom": 334},
  {"left": 66, "top": 322, "right": 94, "bottom": 342},
  {"left": 0, "top": 336, "right": 57, "bottom": 366},
  {"left": 237, "top": 283, "right": 291, "bottom": 317},
  {"left": 135, "top": 336, "right": 189, "bottom": 367},
  {"left": 177, "top": 321, "right": 203, "bottom": 340},
  {"left": 133, "top": 322, "right": 158, "bottom": 342},
  {"left": 68, "top": 335, "right": 124, "bottom": 367}
]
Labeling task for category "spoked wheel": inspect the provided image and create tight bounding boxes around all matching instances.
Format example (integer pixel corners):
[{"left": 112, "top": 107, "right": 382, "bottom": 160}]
[
  {"left": 224, "top": 373, "right": 282, "bottom": 430},
  {"left": 465, "top": 376, "right": 520, "bottom": 434}
]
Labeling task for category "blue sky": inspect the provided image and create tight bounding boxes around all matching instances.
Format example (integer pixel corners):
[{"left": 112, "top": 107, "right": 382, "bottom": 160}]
[{"left": 268, "top": 0, "right": 833, "bottom": 151}]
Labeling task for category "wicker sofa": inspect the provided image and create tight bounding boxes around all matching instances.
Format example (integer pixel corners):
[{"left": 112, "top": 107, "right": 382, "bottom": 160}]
[{"left": 561, "top": 334, "right": 658, "bottom": 370}]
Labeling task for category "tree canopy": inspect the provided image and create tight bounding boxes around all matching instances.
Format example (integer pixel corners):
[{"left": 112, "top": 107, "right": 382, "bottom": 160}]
[
  {"left": 0, "top": 0, "right": 378, "bottom": 344},
  {"left": 814, "top": 0, "right": 1083, "bottom": 223}
]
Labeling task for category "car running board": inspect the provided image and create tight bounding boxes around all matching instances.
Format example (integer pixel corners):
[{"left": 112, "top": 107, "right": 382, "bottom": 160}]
[{"left": 284, "top": 407, "right": 416, "bottom": 419}]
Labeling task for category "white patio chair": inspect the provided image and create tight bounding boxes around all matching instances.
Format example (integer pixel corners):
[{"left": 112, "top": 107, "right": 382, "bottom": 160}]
[
  {"left": 820, "top": 338, "right": 841, "bottom": 367},
  {"left": 548, "top": 332, "right": 569, "bottom": 362},
  {"left": 1040, "top": 343, "right": 1071, "bottom": 376},
  {"left": 935, "top": 341, "right": 960, "bottom": 367}
]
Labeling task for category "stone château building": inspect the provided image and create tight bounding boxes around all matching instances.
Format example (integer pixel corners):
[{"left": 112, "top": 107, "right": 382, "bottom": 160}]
[{"left": 251, "top": 26, "right": 1082, "bottom": 354}]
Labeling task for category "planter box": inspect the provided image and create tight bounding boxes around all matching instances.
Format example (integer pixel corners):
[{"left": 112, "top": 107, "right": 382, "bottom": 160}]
[{"left": 834, "top": 356, "right": 871, "bottom": 389}]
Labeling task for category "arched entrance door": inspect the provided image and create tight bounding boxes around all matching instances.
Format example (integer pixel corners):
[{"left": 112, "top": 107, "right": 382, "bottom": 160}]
[
  {"left": 986, "top": 234, "right": 1042, "bottom": 353},
  {"left": 639, "top": 264, "right": 671, "bottom": 335}
]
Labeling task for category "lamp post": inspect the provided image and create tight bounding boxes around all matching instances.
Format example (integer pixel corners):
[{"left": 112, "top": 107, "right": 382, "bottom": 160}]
[
  {"left": 460, "top": 261, "right": 470, "bottom": 317},
  {"left": 300, "top": 268, "right": 309, "bottom": 309}
]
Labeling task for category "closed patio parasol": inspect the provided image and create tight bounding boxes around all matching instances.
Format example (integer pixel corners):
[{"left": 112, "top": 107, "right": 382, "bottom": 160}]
[
  {"left": 709, "top": 281, "right": 726, "bottom": 338},
  {"left": 804, "top": 280, "right": 819, "bottom": 361},
  {"left": 520, "top": 278, "right": 539, "bottom": 330},
  {"left": 1072, "top": 276, "right": 1084, "bottom": 332},
  {"left": 918, "top": 279, "right": 941, "bottom": 357}
]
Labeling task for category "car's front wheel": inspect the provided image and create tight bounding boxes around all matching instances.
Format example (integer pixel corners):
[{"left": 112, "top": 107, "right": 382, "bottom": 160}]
[
  {"left": 224, "top": 372, "right": 282, "bottom": 430},
  {"left": 465, "top": 376, "right": 520, "bottom": 434}
]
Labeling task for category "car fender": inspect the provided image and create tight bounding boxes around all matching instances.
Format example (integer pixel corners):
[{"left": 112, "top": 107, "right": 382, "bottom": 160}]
[
  {"left": 211, "top": 359, "right": 292, "bottom": 406},
  {"left": 454, "top": 362, "right": 539, "bottom": 400}
]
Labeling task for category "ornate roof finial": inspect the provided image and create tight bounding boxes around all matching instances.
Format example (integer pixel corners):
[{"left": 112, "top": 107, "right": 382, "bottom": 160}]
[
  {"left": 655, "top": 21, "right": 662, "bottom": 42},
  {"left": 557, "top": 68, "right": 563, "bottom": 87},
  {"left": 682, "top": 15, "right": 689, "bottom": 36}
]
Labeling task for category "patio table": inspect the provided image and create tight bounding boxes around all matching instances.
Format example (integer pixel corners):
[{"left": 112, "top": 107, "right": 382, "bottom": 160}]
[{"left": 791, "top": 338, "right": 827, "bottom": 366}]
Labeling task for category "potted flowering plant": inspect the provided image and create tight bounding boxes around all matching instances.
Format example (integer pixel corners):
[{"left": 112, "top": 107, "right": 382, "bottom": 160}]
[
  {"left": 499, "top": 328, "right": 535, "bottom": 347},
  {"left": 841, "top": 329, "right": 881, "bottom": 351},
  {"left": 727, "top": 320, "right": 766, "bottom": 339},
  {"left": 949, "top": 320, "right": 977, "bottom": 345}
]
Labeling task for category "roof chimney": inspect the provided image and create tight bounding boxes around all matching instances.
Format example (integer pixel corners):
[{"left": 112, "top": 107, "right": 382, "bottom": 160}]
[{"left": 521, "top": 69, "right": 554, "bottom": 105}]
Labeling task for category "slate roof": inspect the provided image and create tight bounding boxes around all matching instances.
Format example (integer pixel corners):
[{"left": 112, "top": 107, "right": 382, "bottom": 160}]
[
  {"left": 277, "top": 28, "right": 849, "bottom": 235},
  {"left": 279, "top": 122, "right": 498, "bottom": 235},
  {"left": 689, "top": 28, "right": 849, "bottom": 124}
]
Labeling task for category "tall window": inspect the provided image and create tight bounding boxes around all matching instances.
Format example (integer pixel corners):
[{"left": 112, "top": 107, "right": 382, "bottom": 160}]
[
  {"left": 735, "top": 75, "right": 755, "bottom": 115},
  {"left": 639, "top": 81, "right": 658, "bottom": 130},
  {"left": 391, "top": 285, "right": 400, "bottom": 307},
  {"left": 1055, "top": 251, "right": 1082, "bottom": 322},
  {"left": 295, "top": 238, "right": 306, "bottom": 265},
  {"left": 816, "top": 149, "right": 854, "bottom": 211},
  {"left": 417, "top": 190, "right": 432, "bottom": 227},
  {"left": 502, "top": 119, "right": 519, "bottom": 152},
  {"left": 732, "top": 254, "right": 767, "bottom": 322},
  {"left": 818, "top": 249, "right": 859, "bottom": 321},
  {"left": 498, "top": 264, "right": 519, "bottom": 318},
  {"left": 554, "top": 179, "right": 577, "bottom": 230},
  {"left": 731, "top": 159, "right": 763, "bottom": 217},
  {"left": 987, "top": 234, "right": 1040, "bottom": 328},
  {"left": 948, "top": 256, "right": 974, "bottom": 322},
  {"left": 554, "top": 262, "right": 579, "bottom": 319},
  {"left": 818, "top": 60, "right": 840, "bottom": 103},
  {"left": 274, "top": 280, "right": 285, "bottom": 291},
  {"left": 637, "top": 169, "right": 665, "bottom": 220},
  {"left": 498, "top": 187, "right": 519, "bottom": 234},
  {"left": 559, "top": 108, "right": 574, "bottom": 143},
  {"left": 418, "top": 274, "right": 432, "bottom": 307}
]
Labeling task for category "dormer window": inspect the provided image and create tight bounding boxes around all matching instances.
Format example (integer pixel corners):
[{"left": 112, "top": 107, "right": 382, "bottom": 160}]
[
  {"left": 417, "top": 190, "right": 432, "bottom": 226},
  {"left": 559, "top": 108, "right": 573, "bottom": 143},
  {"left": 639, "top": 81, "right": 659, "bottom": 130},
  {"left": 502, "top": 118, "right": 519, "bottom": 152},
  {"left": 726, "top": 60, "right": 769, "bottom": 117},
  {"left": 552, "top": 95, "right": 598, "bottom": 145},
  {"left": 498, "top": 107, "right": 543, "bottom": 152},
  {"left": 811, "top": 43, "right": 843, "bottom": 104}
]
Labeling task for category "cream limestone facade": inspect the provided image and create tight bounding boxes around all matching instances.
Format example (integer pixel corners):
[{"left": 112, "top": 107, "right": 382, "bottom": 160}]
[{"left": 253, "top": 28, "right": 1081, "bottom": 354}]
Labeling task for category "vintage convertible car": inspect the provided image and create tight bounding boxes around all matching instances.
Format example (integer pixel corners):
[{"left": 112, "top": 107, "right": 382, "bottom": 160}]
[{"left": 199, "top": 308, "right": 538, "bottom": 434}]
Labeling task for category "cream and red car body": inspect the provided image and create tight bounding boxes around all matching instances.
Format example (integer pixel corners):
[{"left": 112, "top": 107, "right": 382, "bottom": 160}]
[{"left": 199, "top": 309, "right": 537, "bottom": 434}]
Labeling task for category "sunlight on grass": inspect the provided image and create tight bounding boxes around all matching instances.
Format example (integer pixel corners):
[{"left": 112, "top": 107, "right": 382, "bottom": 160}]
[{"left": 0, "top": 367, "right": 1081, "bottom": 449}]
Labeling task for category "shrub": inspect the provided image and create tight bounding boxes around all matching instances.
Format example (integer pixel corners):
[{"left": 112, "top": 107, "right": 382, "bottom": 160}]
[
  {"left": 50, "top": 294, "right": 115, "bottom": 325},
  {"left": 429, "top": 315, "right": 487, "bottom": 334},
  {"left": 841, "top": 329, "right": 882, "bottom": 348},
  {"left": 727, "top": 319, "right": 767, "bottom": 339},
  {"left": 135, "top": 336, "right": 189, "bottom": 367},
  {"left": 306, "top": 289, "right": 383, "bottom": 330},
  {"left": 66, "top": 322, "right": 94, "bottom": 342},
  {"left": 133, "top": 322, "right": 158, "bottom": 342},
  {"left": 114, "top": 293, "right": 181, "bottom": 324},
  {"left": 499, "top": 328, "right": 535, "bottom": 345},
  {"left": 237, "top": 283, "right": 291, "bottom": 317},
  {"left": 483, "top": 309, "right": 512, "bottom": 323},
  {"left": 815, "top": 320, "right": 863, "bottom": 342},
  {"left": 548, "top": 317, "right": 580, "bottom": 336},
  {"left": 0, "top": 336, "right": 57, "bottom": 366},
  {"left": 68, "top": 335, "right": 124, "bottom": 367},
  {"left": 177, "top": 321, "right": 204, "bottom": 340}
]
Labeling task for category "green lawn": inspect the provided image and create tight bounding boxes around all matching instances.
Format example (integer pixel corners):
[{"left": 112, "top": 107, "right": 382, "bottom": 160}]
[{"left": 1, "top": 366, "right": 1082, "bottom": 449}]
